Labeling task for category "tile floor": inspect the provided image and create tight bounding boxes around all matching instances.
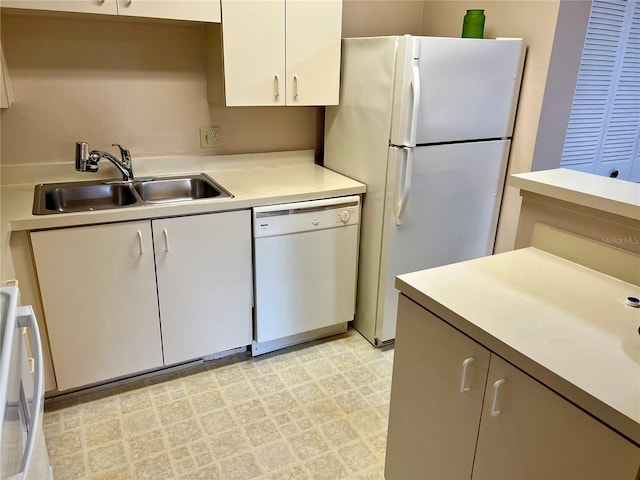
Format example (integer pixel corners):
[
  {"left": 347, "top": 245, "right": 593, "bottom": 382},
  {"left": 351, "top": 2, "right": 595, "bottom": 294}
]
[{"left": 43, "top": 328, "right": 394, "bottom": 480}]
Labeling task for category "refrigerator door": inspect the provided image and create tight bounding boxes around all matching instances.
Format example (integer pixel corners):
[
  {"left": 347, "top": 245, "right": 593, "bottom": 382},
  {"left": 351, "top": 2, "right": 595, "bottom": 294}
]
[
  {"left": 391, "top": 37, "right": 525, "bottom": 146},
  {"left": 376, "top": 140, "right": 511, "bottom": 343}
]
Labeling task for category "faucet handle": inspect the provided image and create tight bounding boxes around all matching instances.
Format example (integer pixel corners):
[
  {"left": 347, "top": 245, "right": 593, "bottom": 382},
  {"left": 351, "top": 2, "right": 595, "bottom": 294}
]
[{"left": 112, "top": 143, "right": 131, "bottom": 166}]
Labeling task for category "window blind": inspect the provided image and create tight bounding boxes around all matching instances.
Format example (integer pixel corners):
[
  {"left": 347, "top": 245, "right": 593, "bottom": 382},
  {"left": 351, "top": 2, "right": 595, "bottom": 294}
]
[{"left": 560, "top": 0, "right": 640, "bottom": 182}]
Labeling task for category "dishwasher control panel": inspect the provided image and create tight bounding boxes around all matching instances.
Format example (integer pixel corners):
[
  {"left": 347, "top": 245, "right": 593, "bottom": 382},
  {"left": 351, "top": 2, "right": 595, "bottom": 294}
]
[{"left": 253, "top": 195, "right": 360, "bottom": 238}]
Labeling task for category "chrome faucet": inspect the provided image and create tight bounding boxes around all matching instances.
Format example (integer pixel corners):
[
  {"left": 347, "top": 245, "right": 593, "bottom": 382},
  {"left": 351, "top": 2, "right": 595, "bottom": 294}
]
[{"left": 75, "top": 142, "right": 134, "bottom": 181}]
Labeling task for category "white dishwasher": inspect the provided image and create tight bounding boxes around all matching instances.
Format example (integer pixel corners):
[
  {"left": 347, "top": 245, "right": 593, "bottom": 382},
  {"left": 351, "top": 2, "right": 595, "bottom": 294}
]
[{"left": 252, "top": 195, "right": 360, "bottom": 355}]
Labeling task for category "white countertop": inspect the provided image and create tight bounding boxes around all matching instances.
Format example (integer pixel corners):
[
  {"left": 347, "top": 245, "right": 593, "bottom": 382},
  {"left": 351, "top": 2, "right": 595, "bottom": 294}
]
[
  {"left": 1, "top": 150, "right": 366, "bottom": 232},
  {"left": 509, "top": 168, "right": 640, "bottom": 220},
  {"left": 396, "top": 247, "right": 640, "bottom": 444}
]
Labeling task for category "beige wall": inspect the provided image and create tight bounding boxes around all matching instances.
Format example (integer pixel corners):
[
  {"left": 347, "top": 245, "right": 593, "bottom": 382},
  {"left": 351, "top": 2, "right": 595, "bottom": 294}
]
[
  {"left": 0, "top": 14, "right": 321, "bottom": 165},
  {"left": 421, "top": 1, "right": 562, "bottom": 253},
  {"left": 0, "top": 2, "right": 423, "bottom": 166},
  {"left": 342, "top": 0, "right": 424, "bottom": 37}
]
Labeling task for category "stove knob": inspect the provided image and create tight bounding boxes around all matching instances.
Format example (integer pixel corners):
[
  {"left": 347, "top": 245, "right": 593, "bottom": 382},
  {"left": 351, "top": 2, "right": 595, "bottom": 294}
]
[{"left": 340, "top": 210, "right": 351, "bottom": 223}]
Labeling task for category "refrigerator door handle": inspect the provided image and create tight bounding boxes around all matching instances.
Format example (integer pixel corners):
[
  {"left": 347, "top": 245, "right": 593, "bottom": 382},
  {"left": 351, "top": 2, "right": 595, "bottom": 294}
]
[
  {"left": 407, "top": 61, "right": 421, "bottom": 147},
  {"left": 394, "top": 147, "right": 413, "bottom": 226}
]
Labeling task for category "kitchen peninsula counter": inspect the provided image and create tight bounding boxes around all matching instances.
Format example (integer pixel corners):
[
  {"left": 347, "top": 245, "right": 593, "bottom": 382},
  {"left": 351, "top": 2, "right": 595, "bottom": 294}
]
[
  {"left": 510, "top": 168, "right": 640, "bottom": 221},
  {"left": 395, "top": 247, "right": 640, "bottom": 445},
  {"left": 509, "top": 168, "right": 640, "bottom": 259}
]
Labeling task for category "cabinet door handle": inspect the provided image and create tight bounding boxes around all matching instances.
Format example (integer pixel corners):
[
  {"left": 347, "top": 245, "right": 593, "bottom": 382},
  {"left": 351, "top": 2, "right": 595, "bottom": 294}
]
[
  {"left": 137, "top": 230, "right": 144, "bottom": 255},
  {"left": 274, "top": 75, "right": 280, "bottom": 99},
  {"left": 490, "top": 378, "right": 507, "bottom": 416},
  {"left": 163, "top": 228, "right": 170, "bottom": 252},
  {"left": 459, "top": 357, "right": 475, "bottom": 393},
  {"left": 293, "top": 75, "right": 299, "bottom": 99}
]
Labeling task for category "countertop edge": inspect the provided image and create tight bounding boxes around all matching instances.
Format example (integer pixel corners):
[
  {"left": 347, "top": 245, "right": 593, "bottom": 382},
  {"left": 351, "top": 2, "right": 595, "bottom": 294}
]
[
  {"left": 8, "top": 185, "right": 367, "bottom": 232},
  {"left": 509, "top": 169, "right": 640, "bottom": 221},
  {"left": 2, "top": 155, "right": 367, "bottom": 232}
]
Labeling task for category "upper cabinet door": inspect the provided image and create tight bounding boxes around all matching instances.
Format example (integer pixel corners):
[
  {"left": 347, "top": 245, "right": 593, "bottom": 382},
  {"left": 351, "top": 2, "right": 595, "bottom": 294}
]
[
  {"left": 1, "top": 43, "right": 14, "bottom": 109},
  {"left": 285, "top": 0, "right": 342, "bottom": 106},
  {"left": 221, "top": 0, "right": 286, "bottom": 106},
  {"left": 116, "top": 0, "right": 221, "bottom": 22},
  {"left": 0, "top": 0, "right": 118, "bottom": 15}
]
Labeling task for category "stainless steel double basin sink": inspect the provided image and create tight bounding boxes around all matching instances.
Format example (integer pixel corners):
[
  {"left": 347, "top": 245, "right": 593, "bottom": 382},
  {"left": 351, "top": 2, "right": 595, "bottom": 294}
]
[{"left": 33, "top": 173, "right": 232, "bottom": 215}]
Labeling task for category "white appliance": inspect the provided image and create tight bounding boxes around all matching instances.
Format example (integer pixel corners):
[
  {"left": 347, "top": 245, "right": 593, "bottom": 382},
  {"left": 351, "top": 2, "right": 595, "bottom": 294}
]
[
  {"left": 1, "top": 286, "right": 52, "bottom": 480},
  {"left": 324, "top": 35, "right": 526, "bottom": 346},
  {"left": 252, "top": 196, "right": 360, "bottom": 355}
]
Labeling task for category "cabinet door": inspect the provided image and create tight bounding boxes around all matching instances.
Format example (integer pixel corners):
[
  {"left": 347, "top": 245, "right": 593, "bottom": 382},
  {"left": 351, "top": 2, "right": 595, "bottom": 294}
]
[
  {"left": 0, "top": 0, "right": 117, "bottom": 15},
  {"left": 385, "top": 294, "right": 492, "bottom": 479},
  {"left": 30, "top": 221, "right": 163, "bottom": 391},
  {"left": 116, "top": 0, "right": 220, "bottom": 22},
  {"left": 220, "top": 0, "right": 285, "bottom": 106},
  {"left": 285, "top": 0, "right": 342, "bottom": 105},
  {"left": 1, "top": 43, "right": 14, "bottom": 109},
  {"left": 473, "top": 355, "right": 640, "bottom": 479},
  {"left": 153, "top": 211, "right": 253, "bottom": 365}
]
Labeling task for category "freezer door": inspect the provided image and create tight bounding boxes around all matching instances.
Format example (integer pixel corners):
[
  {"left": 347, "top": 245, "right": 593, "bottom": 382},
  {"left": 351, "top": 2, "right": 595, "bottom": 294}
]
[
  {"left": 376, "top": 141, "right": 511, "bottom": 342},
  {"left": 397, "top": 37, "right": 525, "bottom": 145}
]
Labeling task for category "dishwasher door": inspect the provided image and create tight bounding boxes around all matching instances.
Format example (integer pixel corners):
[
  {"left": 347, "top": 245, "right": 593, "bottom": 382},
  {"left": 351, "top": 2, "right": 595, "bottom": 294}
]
[{"left": 252, "top": 196, "right": 360, "bottom": 355}]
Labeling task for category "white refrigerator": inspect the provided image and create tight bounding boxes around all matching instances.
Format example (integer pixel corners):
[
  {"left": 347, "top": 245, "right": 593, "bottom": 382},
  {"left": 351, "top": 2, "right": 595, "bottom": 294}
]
[{"left": 324, "top": 35, "right": 526, "bottom": 346}]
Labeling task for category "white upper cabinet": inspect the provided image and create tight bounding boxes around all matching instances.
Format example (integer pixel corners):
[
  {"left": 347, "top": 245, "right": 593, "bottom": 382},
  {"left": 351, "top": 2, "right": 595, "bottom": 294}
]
[
  {"left": 1, "top": 0, "right": 119, "bottom": 15},
  {"left": 219, "top": 0, "right": 286, "bottom": 106},
  {"left": 1, "top": 43, "right": 14, "bottom": 109},
  {"left": 1, "top": 0, "right": 221, "bottom": 22},
  {"left": 116, "top": 0, "right": 221, "bottom": 22},
  {"left": 285, "top": 0, "right": 342, "bottom": 105},
  {"left": 209, "top": 0, "right": 342, "bottom": 106}
]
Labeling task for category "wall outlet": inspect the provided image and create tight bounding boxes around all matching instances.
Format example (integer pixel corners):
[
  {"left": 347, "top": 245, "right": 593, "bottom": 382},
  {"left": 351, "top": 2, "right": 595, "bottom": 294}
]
[{"left": 200, "top": 126, "right": 221, "bottom": 148}]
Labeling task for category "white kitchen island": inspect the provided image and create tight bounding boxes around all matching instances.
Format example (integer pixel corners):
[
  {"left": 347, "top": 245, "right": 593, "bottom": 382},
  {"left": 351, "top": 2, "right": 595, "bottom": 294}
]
[{"left": 385, "top": 247, "right": 640, "bottom": 479}]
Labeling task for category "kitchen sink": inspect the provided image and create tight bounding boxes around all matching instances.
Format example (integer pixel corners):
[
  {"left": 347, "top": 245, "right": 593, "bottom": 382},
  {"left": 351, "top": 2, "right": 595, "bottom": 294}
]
[
  {"left": 34, "top": 181, "right": 139, "bottom": 214},
  {"left": 132, "top": 174, "right": 230, "bottom": 204},
  {"left": 33, "top": 174, "right": 232, "bottom": 215}
]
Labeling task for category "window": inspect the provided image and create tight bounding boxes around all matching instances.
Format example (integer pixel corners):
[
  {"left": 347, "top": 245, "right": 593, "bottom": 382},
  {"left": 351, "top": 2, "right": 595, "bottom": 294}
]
[{"left": 560, "top": 0, "right": 640, "bottom": 182}]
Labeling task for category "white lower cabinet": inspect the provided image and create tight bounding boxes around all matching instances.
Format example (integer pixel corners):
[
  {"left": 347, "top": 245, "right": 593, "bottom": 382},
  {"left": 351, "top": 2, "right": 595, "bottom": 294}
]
[
  {"left": 152, "top": 211, "right": 252, "bottom": 365},
  {"left": 30, "top": 210, "right": 252, "bottom": 391},
  {"left": 473, "top": 355, "right": 640, "bottom": 479},
  {"left": 30, "top": 220, "right": 163, "bottom": 391},
  {"left": 385, "top": 294, "right": 640, "bottom": 480}
]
